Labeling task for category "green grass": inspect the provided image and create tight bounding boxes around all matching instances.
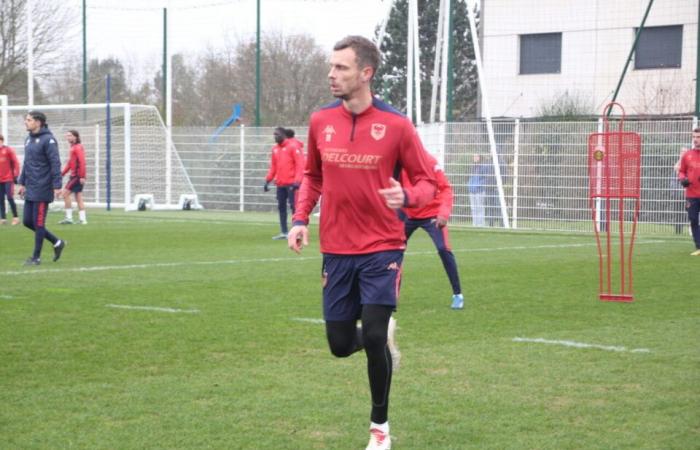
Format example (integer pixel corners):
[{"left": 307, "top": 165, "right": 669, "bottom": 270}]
[{"left": 0, "top": 209, "right": 698, "bottom": 449}]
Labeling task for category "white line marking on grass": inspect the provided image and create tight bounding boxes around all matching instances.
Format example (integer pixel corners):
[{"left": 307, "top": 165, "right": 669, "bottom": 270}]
[
  {"left": 106, "top": 304, "right": 200, "bottom": 314},
  {"left": 1, "top": 255, "right": 321, "bottom": 276},
  {"left": 291, "top": 317, "right": 325, "bottom": 324},
  {"left": 1, "top": 240, "right": 667, "bottom": 277},
  {"left": 513, "top": 337, "right": 650, "bottom": 353},
  {"left": 0, "top": 294, "right": 15, "bottom": 299},
  {"left": 409, "top": 239, "right": 665, "bottom": 257}
]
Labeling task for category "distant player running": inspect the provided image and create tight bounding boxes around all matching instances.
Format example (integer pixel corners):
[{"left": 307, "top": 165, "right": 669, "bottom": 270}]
[
  {"left": 401, "top": 153, "right": 465, "bottom": 309},
  {"left": 59, "top": 130, "right": 88, "bottom": 225},
  {"left": 288, "top": 36, "right": 437, "bottom": 450},
  {"left": 0, "top": 134, "right": 21, "bottom": 225}
]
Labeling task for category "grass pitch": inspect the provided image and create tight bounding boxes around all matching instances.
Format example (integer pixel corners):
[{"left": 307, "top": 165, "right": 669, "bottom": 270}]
[{"left": 0, "top": 209, "right": 697, "bottom": 449}]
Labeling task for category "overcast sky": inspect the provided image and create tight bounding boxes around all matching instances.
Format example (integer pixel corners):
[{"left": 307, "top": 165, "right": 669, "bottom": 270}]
[{"left": 77, "top": 0, "right": 391, "bottom": 68}]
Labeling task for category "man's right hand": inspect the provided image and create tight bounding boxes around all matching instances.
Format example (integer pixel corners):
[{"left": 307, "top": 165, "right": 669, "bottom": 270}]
[
  {"left": 287, "top": 225, "right": 309, "bottom": 254},
  {"left": 263, "top": 182, "right": 270, "bottom": 192},
  {"left": 17, "top": 185, "right": 25, "bottom": 198},
  {"left": 681, "top": 178, "right": 691, "bottom": 188}
]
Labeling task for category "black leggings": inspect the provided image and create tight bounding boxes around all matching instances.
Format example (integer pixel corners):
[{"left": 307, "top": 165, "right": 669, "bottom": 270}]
[{"left": 325, "top": 305, "right": 393, "bottom": 424}]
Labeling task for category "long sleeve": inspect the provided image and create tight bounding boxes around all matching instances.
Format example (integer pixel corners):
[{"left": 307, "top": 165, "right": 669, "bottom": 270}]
[
  {"left": 47, "top": 138, "right": 63, "bottom": 189},
  {"left": 265, "top": 148, "right": 277, "bottom": 183},
  {"left": 399, "top": 125, "right": 437, "bottom": 208},
  {"left": 292, "top": 123, "right": 322, "bottom": 225}
]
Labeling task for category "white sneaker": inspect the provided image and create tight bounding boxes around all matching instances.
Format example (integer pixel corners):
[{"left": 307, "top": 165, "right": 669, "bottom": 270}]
[
  {"left": 366, "top": 427, "right": 391, "bottom": 450},
  {"left": 387, "top": 316, "right": 400, "bottom": 371},
  {"left": 78, "top": 219, "right": 88, "bottom": 225}
]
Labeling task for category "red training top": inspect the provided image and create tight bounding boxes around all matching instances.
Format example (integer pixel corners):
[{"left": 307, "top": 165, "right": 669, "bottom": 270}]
[
  {"left": 293, "top": 97, "right": 437, "bottom": 255},
  {"left": 61, "top": 143, "right": 87, "bottom": 178},
  {"left": 402, "top": 154, "right": 452, "bottom": 220},
  {"left": 0, "top": 145, "right": 20, "bottom": 183},
  {"left": 265, "top": 138, "right": 305, "bottom": 186},
  {"left": 678, "top": 147, "right": 700, "bottom": 198}
]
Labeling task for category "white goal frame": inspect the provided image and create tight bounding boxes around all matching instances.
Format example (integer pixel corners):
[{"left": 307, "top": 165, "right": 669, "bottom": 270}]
[{"left": 0, "top": 99, "right": 199, "bottom": 211}]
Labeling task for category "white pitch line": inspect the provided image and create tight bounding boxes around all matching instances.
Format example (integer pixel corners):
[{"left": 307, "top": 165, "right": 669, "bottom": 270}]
[
  {"left": 0, "top": 294, "right": 15, "bottom": 299},
  {"left": 106, "top": 304, "right": 200, "bottom": 314},
  {"left": 0, "top": 240, "right": 667, "bottom": 277},
  {"left": 513, "top": 337, "right": 650, "bottom": 353},
  {"left": 291, "top": 317, "right": 325, "bottom": 324},
  {"left": 0, "top": 255, "right": 320, "bottom": 276}
]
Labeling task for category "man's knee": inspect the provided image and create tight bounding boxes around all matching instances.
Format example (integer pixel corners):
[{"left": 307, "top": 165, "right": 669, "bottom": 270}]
[
  {"left": 438, "top": 247, "right": 452, "bottom": 258},
  {"left": 328, "top": 338, "right": 355, "bottom": 358},
  {"left": 362, "top": 325, "right": 387, "bottom": 353},
  {"left": 23, "top": 217, "right": 34, "bottom": 229}
]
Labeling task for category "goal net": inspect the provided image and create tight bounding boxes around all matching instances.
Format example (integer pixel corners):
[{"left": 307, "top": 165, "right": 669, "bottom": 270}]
[{"left": 0, "top": 99, "right": 199, "bottom": 210}]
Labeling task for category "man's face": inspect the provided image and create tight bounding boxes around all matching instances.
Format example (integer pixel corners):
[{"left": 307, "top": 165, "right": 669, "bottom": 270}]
[
  {"left": 328, "top": 47, "right": 370, "bottom": 100},
  {"left": 273, "top": 130, "right": 285, "bottom": 144},
  {"left": 25, "top": 115, "right": 40, "bottom": 133},
  {"left": 693, "top": 132, "right": 700, "bottom": 149},
  {"left": 65, "top": 132, "right": 76, "bottom": 144}
]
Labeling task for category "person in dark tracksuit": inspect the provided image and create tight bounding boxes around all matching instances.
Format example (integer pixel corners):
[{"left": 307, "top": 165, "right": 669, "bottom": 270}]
[{"left": 16, "top": 111, "right": 66, "bottom": 265}]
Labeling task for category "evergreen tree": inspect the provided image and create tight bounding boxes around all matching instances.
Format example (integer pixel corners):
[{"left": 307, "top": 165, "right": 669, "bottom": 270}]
[{"left": 375, "top": 0, "right": 479, "bottom": 121}]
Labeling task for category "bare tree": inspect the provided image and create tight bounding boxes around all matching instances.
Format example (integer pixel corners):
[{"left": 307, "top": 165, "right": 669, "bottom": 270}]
[
  {"left": 207, "top": 32, "right": 329, "bottom": 126},
  {"left": 0, "top": 0, "right": 77, "bottom": 103}
]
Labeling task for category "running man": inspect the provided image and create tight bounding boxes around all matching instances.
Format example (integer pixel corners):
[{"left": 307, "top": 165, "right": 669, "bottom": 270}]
[
  {"left": 401, "top": 153, "right": 465, "bottom": 309},
  {"left": 16, "top": 111, "right": 66, "bottom": 265},
  {"left": 0, "top": 134, "right": 21, "bottom": 225},
  {"left": 287, "top": 36, "right": 437, "bottom": 450},
  {"left": 59, "top": 130, "right": 88, "bottom": 225}
]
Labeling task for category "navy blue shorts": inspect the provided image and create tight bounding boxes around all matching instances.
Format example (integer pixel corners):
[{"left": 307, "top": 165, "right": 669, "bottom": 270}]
[
  {"left": 322, "top": 250, "right": 404, "bottom": 321},
  {"left": 65, "top": 177, "right": 83, "bottom": 193}
]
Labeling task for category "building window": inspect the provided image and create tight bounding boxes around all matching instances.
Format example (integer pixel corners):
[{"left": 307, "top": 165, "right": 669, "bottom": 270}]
[
  {"left": 634, "top": 25, "right": 683, "bottom": 69},
  {"left": 519, "top": 33, "right": 562, "bottom": 75}
]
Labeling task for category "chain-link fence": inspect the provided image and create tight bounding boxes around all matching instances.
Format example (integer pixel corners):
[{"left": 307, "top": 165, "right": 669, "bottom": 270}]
[{"left": 173, "top": 117, "right": 696, "bottom": 235}]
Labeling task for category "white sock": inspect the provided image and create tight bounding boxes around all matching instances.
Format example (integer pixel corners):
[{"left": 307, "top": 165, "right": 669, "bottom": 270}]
[
  {"left": 370, "top": 422, "right": 389, "bottom": 433},
  {"left": 65, "top": 209, "right": 72, "bottom": 219},
  {"left": 79, "top": 210, "right": 86, "bottom": 221}
]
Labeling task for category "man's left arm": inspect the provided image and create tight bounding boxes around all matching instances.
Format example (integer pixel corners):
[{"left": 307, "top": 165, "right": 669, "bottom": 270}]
[
  {"left": 78, "top": 145, "right": 87, "bottom": 180},
  {"left": 46, "top": 137, "right": 63, "bottom": 190}
]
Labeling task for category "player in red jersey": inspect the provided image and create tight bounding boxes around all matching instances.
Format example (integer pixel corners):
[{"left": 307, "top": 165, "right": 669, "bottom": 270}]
[
  {"left": 264, "top": 127, "right": 305, "bottom": 239},
  {"left": 284, "top": 128, "right": 305, "bottom": 155},
  {"left": 59, "top": 130, "right": 88, "bottom": 225},
  {"left": 678, "top": 128, "right": 700, "bottom": 255},
  {"left": 288, "top": 35, "right": 437, "bottom": 450},
  {"left": 401, "top": 154, "right": 464, "bottom": 309},
  {"left": 0, "top": 134, "right": 21, "bottom": 225}
]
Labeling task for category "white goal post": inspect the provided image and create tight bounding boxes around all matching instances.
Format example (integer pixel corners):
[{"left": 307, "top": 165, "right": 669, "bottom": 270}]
[{"left": 0, "top": 99, "right": 200, "bottom": 211}]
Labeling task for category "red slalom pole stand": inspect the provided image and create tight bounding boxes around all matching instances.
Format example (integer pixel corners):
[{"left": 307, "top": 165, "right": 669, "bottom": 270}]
[{"left": 588, "top": 103, "right": 641, "bottom": 302}]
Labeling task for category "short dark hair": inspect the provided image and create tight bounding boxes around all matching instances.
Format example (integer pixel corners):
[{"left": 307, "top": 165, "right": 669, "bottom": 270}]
[
  {"left": 67, "top": 129, "right": 81, "bottom": 144},
  {"left": 27, "top": 110, "right": 47, "bottom": 127},
  {"left": 0, "top": 134, "right": 4, "bottom": 141},
  {"left": 284, "top": 128, "right": 295, "bottom": 138},
  {"left": 693, "top": 128, "right": 700, "bottom": 133},
  {"left": 333, "top": 35, "right": 380, "bottom": 80}
]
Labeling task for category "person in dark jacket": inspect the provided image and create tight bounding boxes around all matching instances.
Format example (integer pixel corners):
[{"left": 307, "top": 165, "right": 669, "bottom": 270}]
[{"left": 16, "top": 111, "right": 66, "bottom": 265}]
